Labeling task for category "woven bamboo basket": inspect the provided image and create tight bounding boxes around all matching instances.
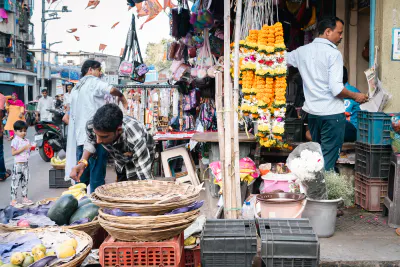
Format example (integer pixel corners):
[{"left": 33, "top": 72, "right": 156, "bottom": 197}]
[
  {"left": 91, "top": 193, "right": 199, "bottom": 215},
  {"left": 0, "top": 198, "right": 101, "bottom": 239},
  {"left": 98, "top": 208, "right": 200, "bottom": 225},
  {"left": 99, "top": 219, "right": 194, "bottom": 242},
  {"left": 12, "top": 228, "right": 92, "bottom": 267},
  {"left": 94, "top": 180, "right": 201, "bottom": 204},
  {"left": 98, "top": 213, "right": 198, "bottom": 231}
]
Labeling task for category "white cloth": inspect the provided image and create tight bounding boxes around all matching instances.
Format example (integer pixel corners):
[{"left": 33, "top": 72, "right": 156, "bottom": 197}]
[
  {"left": 64, "top": 92, "right": 71, "bottom": 106},
  {"left": 64, "top": 75, "right": 112, "bottom": 181},
  {"left": 286, "top": 38, "right": 345, "bottom": 116},
  {"left": 36, "top": 96, "right": 54, "bottom": 122}
]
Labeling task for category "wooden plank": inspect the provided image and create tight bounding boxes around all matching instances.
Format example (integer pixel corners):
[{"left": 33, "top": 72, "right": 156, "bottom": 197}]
[{"left": 191, "top": 132, "right": 256, "bottom": 143}]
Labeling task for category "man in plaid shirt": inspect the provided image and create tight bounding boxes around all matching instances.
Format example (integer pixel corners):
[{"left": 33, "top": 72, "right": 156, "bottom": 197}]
[{"left": 70, "top": 104, "right": 154, "bottom": 182}]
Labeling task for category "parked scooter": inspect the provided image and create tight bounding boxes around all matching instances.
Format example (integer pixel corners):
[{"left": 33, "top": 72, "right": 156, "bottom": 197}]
[{"left": 34, "top": 108, "right": 67, "bottom": 162}]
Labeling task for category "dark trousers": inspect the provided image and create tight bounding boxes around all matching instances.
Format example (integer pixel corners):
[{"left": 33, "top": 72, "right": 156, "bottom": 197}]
[
  {"left": 344, "top": 121, "right": 357, "bottom": 142},
  {"left": 76, "top": 145, "right": 108, "bottom": 193},
  {"left": 0, "top": 136, "right": 5, "bottom": 178},
  {"left": 308, "top": 113, "right": 346, "bottom": 171}
]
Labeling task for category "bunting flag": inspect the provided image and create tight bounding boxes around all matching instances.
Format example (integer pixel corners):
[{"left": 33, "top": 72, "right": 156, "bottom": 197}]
[
  {"left": 99, "top": 44, "right": 107, "bottom": 52},
  {"left": 140, "top": 0, "right": 162, "bottom": 30},
  {"left": 86, "top": 0, "right": 100, "bottom": 9},
  {"left": 74, "top": 36, "right": 80, "bottom": 41},
  {"left": 67, "top": 28, "right": 78, "bottom": 33},
  {"left": 136, "top": 2, "right": 149, "bottom": 17},
  {"left": 88, "top": 25, "right": 98, "bottom": 28},
  {"left": 120, "top": 48, "right": 125, "bottom": 57},
  {"left": 163, "top": 0, "right": 176, "bottom": 10},
  {"left": 111, "top": 22, "right": 120, "bottom": 29},
  {"left": 47, "top": 0, "right": 58, "bottom": 4}
]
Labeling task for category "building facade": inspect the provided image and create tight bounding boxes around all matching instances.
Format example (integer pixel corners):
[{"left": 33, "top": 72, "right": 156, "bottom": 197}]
[{"left": 0, "top": 0, "right": 36, "bottom": 102}]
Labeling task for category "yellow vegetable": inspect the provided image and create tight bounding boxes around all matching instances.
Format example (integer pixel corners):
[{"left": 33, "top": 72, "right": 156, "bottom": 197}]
[
  {"left": 46, "top": 250, "right": 56, "bottom": 256},
  {"left": 69, "top": 183, "right": 87, "bottom": 190},
  {"left": 10, "top": 252, "right": 25, "bottom": 265},
  {"left": 32, "top": 244, "right": 46, "bottom": 255},
  {"left": 33, "top": 251, "right": 45, "bottom": 262},
  {"left": 57, "top": 244, "right": 76, "bottom": 259},
  {"left": 184, "top": 236, "right": 196, "bottom": 246},
  {"left": 63, "top": 239, "right": 78, "bottom": 250}
]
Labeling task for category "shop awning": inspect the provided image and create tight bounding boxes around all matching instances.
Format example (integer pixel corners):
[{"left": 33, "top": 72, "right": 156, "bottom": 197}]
[{"left": 0, "top": 81, "right": 25, "bottom": 87}]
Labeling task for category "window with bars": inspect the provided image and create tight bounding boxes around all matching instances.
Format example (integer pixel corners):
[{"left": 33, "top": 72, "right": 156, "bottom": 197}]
[{"left": 0, "top": 35, "right": 11, "bottom": 56}]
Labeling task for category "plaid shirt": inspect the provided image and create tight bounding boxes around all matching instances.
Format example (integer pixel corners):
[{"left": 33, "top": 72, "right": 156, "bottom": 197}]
[{"left": 84, "top": 116, "right": 155, "bottom": 180}]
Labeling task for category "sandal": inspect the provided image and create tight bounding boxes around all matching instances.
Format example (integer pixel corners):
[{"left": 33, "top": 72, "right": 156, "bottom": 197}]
[
  {"left": 22, "top": 198, "right": 34, "bottom": 205},
  {"left": 0, "top": 169, "right": 11, "bottom": 181},
  {"left": 10, "top": 200, "right": 17, "bottom": 206}
]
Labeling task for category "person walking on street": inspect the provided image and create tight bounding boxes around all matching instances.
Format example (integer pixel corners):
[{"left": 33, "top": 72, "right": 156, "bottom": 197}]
[
  {"left": 0, "top": 92, "right": 11, "bottom": 181},
  {"left": 65, "top": 60, "right": 128, "bottom": 193},
  {"left": 287, "top": 17, "right": 368, "bottom": 171},
  {"left": 36, "top": 89, "right": 54, "bottom": 122},
  {"left": 63, "top": 83, "right": 73, "bottom": 111},
  {"left": 70, "top": 104, "right": 154, "bottom": 183},
  {"left": 5, "top": 93, "right": 25, "bottom": 140}
]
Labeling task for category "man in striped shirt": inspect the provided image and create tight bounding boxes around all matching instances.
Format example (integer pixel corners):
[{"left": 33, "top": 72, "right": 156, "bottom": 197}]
[{"left": 70, "top": 104, "right": 154, "bottom": 182}]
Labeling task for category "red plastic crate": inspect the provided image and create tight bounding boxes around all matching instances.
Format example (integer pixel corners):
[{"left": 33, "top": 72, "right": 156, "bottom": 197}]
[
  {"left": 355, "top": 172, "right": 388, "bottom": 211},
  {"left": 184, "top": 246, "right": 201, "bottom": 267},
  {"left": 99, "top": 234, "right": 184, "bottom": 267}
]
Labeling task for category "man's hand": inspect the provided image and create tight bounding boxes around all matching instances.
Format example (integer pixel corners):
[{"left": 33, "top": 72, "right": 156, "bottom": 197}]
[
  {"left": 354, "top": 93, "right": 369, "bottom": 104},
  {"left": 70, "top": 163, "right": 86, "bottom": 182}
]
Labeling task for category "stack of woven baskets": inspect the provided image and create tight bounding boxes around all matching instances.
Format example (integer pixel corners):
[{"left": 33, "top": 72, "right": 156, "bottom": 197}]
[{"left": 91, "top": 180, "right": 202, "bottom": 242}]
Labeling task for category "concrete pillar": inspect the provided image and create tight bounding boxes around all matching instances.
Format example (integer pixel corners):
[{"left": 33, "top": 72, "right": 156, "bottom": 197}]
[
  {"left": 374, "top": 0, "right": 400, "bottom": 112},
  {"left": 348, "top": 1, "right": 358, "bottom": 86}
]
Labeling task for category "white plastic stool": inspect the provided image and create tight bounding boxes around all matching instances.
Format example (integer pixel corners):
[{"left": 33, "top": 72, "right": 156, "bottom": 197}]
[{"left": 161, "top": 146, "right": 200, "bottom": 186}]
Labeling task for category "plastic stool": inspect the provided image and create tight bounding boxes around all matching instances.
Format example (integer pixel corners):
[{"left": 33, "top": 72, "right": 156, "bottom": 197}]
[
  {"left": 161, "top": 146, "right": 200, "bottom": 186},
  {"left": 383, "top": 153, "right": 400, "bottom": 228}
]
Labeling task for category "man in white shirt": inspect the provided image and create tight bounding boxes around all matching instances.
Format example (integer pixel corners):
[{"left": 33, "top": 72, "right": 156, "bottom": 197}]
[
  {"left": 36, "top": 89, "right": 54, "bottom": 122},
  {"left": 287, "top": 17, "right": 368, "bottom": 171},
  {"left": 64, "top": 60, "right": 127, "bottom": 192},
  {"left": 63, "top": 83, "right": 73, "bottom": 110}
]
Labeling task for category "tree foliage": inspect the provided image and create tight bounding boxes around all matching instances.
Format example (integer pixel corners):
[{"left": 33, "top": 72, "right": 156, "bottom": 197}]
[{"left": 144, "top": 38, "right": 172, "bottom": 72}]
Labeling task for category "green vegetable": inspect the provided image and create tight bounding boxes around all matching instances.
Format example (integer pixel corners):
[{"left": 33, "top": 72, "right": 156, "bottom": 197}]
[
  {"left": 77, "top": 198, "right": 92, "bottom": 209},
  {"left": 69, "top": 203, "right": 99, "bottom": 224},
  {"left": 22, "top": 256, "right": 34, "bottom": 267},
  {"left": 47, "top": 194, "right": 78, "bottom": 225}
]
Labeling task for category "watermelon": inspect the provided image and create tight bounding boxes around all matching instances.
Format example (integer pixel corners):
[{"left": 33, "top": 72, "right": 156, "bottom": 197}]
[
  {"left": 47, "top": 194, "right": 78, "bottom": 225},
  {"left": 77, "top": 198, "right": 92, "bottom": 209},
  {"left": 69, "top": 203, "right": 99, "bottom": 224}
]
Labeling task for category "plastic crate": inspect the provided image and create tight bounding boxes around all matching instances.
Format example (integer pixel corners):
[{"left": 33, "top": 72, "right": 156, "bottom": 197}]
[
  {"left": 357, "top": 111, "right": 392, "bottom": 145},
  {"left": 184, "top": 246, "right": 201, "bottom": 267},
  {"left": 284, "top": 118, "right": 304, "bottom": 142},
  {"left": 355, "top": 172, "right": 388, "bottom": 212},
  {"left": 49, "top": 169, "right": 71, "bottom": 188},
  {"left": 99, "top": 234, "right": 184, "bottom": 267},
  {"left": 201, "top": 220, "right": 257, "bottom": 267},
  {"left": 355, "top": 142, "right": 392, "bottom": 179},
  {"left": 258, "top": 219, "right": 319, "bottom": 267}
]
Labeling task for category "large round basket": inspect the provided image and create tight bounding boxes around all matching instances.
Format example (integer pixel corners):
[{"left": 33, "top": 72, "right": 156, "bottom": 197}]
[
  {"left": 0, "top": 198, "right": 101, "bottom": 240},
  {"left": 98, "top": 208, "right": 200, "bottom": 225},
  {"left": 91, "top": 193, "right": 199, "bottom": 215},
  {"left": 94, "top": 180, "right": 201, "bottom": 204},
  {"left": 12, "top": 228, "right": 93, "bottom": 267},
  {"left": 99, "top": 219, "right": 194, "bottom": 242}
]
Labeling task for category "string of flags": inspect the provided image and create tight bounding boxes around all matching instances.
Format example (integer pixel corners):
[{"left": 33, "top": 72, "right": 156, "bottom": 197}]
[{"left": 62, "top": 0, "right": 170, "bottom": 52}]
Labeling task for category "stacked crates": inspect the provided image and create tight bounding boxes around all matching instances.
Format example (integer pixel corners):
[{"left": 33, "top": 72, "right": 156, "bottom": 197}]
[
  {"left": 258, "top": 219, "right": 319, "bottom": 267},
  {"left": 201, "top": 220, "right": 257, "bottom": 267},
  {"left": 355, "top": 111, "right": 392, "bottom": 211}
]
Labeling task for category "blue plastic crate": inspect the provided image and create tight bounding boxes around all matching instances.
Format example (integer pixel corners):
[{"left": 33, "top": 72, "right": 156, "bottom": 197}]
[{"left": 357, "top": 111, "right": 392, "bottom": 145}]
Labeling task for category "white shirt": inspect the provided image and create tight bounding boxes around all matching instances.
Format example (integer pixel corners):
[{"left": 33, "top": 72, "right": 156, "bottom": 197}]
[
  {"left": 64, "top": 92, "right": 71, "bottom": 106},
  {"left": 287, "top": 38, "right": 345, "bottom": 116},
  {"left": 36, "top": 96, "right": 54, "bottom": 122},
  {"left": 70, "top": 75, "right": 112, "bottom": 146}
]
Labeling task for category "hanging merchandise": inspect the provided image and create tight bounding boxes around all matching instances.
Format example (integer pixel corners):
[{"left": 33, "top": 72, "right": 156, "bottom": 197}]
[
  {"left": 190, "top": 0, "right": 214, "bottom": 30},
  {"left": 119, "top": 61, "right": 134, "bottom": 76},
  {"left": 170, "top": 0, "right": 191, "bottom": 39},
  {"left": 139, "top": 0, "right": 163, "bottom": 29}
]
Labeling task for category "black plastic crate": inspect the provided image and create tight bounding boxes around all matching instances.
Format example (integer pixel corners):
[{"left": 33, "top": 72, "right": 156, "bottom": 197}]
[
  {"left": 201, "top": 219, "right": 257, "bottom": 267},
  {"left": 284, "top": 118, "right": 304, "bottom": 142},
  {"left": 355, "top": 142, "right": 392, "bottom": 179},
  {"left": 258, "top": 219, "right": 319, "bottom": 267},
  {"left": 49, "top": 168, "right": 72, "bottom": 188}
]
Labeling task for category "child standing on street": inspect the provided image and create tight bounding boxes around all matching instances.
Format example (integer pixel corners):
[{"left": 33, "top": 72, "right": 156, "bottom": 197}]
[{"left": 10, "top": 120, "right": 33, "bottom": 206}]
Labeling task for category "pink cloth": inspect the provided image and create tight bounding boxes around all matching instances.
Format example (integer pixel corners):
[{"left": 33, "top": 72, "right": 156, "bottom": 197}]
[
  {"left": 0, "top": 8, "right": 8, "bottom": 22},
  {"left": 11, "top": 136, "right": 31, "bottom": 163},
  {"left": 8, "top": 93, "right": 24, "bottom": 107},
  {"left": 0, "top": 94, "right": 5, "bottom": 110}
]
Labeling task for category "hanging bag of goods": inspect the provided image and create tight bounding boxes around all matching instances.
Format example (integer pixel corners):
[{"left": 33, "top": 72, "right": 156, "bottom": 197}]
[
  {"left": 190, "top": 0, "right": 214, "bottom": 30},
  {"left": 170, "top": 0, "right": 191, "bottom": 39},
  {"left": 118, "top": 61, "right": 134, "bottom": 77},
  {"left": 196, "top": 28, "right": 214, "bottom": 79}
]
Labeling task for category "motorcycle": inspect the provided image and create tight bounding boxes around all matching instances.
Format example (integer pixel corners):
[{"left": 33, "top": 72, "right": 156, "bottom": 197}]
[{"left": 34, "top": 108, "right": 67, "bottom": 162}]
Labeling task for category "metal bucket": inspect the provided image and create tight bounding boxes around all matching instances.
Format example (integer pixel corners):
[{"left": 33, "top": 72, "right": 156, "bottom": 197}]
[{"left": 302, "top": 198, "right": 342, "bottom": 238}]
